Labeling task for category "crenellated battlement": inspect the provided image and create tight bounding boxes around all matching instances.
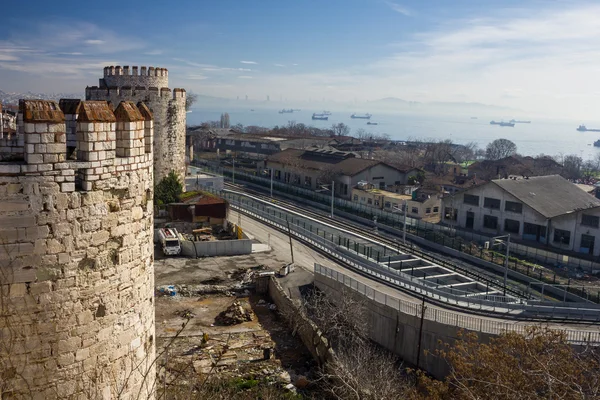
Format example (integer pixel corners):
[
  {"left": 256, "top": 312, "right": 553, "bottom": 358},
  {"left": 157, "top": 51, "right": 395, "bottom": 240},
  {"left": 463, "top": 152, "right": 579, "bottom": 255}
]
[
  {"left": 85, "top": 86, "right": 186, "bottom": 101},
  {"left": 0, "top": 100, "right": 153, "bottom": 194},
  {"left": 104, "top": 65, "right": 168, "bottom": 78}
]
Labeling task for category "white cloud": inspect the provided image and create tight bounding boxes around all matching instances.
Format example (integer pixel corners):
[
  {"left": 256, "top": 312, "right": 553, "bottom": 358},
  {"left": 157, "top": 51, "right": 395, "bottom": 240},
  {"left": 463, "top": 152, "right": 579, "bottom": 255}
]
[
  {"left": 84, "top": 39, "right": 105, "bottom": 45},
  {"left": 237, "top": 75, "right": 253, "bottom": 79},
  {"left": 240, "top": 60, "right": 258, "bottom": 64},
  {"left": 385, "top": 1, "right": 411, "bottom": 16},
  {"left": 274, "top": 64, "right": 285, "bottom": 67}
]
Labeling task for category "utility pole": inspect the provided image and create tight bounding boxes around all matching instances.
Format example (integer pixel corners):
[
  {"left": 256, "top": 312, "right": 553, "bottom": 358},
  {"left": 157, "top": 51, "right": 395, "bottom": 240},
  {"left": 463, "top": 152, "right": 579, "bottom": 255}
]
[
  {"left": 232, "top": 158, "right": 235, "bottom": 184},
  {"left": 270, "top": 168, "right": 274, "bottom": 198},
  {"left": 330, "top": 180, "right": 334, "bottom": 218},
  {"left": 416, "top": 297, "right": 426, "bottom": 368},
  {"left": 286, "top": 217, "right": 295, "bottom": 264},
  {"left": 403, "top": 200, "right": 407, "bottom": 245}
]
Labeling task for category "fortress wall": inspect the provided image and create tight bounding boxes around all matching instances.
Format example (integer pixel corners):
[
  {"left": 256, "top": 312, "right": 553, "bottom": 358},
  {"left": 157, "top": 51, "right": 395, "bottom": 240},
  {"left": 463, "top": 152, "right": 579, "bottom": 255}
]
[{"left": 0, "top": 100, "right": 156, "bottom": 399}]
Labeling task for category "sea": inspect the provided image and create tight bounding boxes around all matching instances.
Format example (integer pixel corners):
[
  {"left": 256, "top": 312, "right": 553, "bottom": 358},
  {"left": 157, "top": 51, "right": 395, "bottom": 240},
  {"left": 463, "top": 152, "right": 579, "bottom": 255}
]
[{"left": 187, "top": 107, "right": 600, "bottom": 161}]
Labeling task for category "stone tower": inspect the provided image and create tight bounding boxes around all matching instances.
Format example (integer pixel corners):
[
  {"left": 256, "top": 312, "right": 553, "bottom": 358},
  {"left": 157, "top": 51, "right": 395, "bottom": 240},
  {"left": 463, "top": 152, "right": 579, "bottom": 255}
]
[
  {"left": 0, "top": 100, "right": 155, "bottom": 398},
  {"left": 86, "top": 65, "right": 187, "bottom": 185}
]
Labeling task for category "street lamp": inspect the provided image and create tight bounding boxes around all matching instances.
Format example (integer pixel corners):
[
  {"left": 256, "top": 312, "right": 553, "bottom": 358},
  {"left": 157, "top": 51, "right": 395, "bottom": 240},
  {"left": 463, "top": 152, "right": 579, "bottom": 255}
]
[
  {"left": 392, "top": 200, "right": 408, "bottom": 244},
  {"left": 318, "top": 181, "right": 335, "bottom": 218},
  {"left": 263, "top": 168, "right": 274, "bottom": 198},
  {"left": 490, "top": 234, "right": 511, "bottom": 295}
]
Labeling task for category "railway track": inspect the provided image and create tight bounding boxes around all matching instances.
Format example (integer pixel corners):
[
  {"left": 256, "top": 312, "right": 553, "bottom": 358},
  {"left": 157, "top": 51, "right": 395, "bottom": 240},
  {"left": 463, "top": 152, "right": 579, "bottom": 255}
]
[
  {"left": 224, "top": 185, "right": 600, "bottom": 325},
  {"left": 223, "top": 182, "right": 531, "bottom": 299}
]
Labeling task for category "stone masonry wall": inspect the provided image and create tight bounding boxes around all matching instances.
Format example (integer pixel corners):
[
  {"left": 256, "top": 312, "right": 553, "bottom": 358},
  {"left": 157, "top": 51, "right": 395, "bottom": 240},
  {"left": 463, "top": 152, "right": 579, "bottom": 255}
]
[
  {"left": 0, "top": 100, "right": 156, "bottom": 399},
  {"left": 86, "top": 66, "right": 186, "bottom": 186}
]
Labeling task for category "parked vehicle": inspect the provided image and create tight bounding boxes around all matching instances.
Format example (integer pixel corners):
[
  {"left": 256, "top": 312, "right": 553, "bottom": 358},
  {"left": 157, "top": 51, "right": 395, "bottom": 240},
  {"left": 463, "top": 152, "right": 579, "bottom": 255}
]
[{"left": 158, "top": 228, "right": 182, "bottom": 256}]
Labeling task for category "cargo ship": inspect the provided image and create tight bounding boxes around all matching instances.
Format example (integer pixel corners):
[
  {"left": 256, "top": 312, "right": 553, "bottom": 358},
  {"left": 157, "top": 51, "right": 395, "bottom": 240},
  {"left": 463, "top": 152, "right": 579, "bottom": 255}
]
[
  {"left": 279, "top": 109, "right": 294, "bottom": 114},
  {"left": 351, "top": 113, "right": 372, "bottom": 119},
  {"left": 490, "top": 121, "right": 515, "bottom": 127},
  {"left": 367, "top": 122, "right": 378, "bottom": 125},
  {"left": 578, "top": 125, "right": 600, "bottom": 132},
  {"left": 312, "top": 113, "right": 328, "bottom": 121}
]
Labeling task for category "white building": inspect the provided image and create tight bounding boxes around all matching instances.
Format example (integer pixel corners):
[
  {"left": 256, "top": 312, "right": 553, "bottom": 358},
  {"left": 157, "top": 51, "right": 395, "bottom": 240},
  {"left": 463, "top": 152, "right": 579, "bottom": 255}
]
[{"left": 441, "top": 175, "right": 600, "bottom": 256}]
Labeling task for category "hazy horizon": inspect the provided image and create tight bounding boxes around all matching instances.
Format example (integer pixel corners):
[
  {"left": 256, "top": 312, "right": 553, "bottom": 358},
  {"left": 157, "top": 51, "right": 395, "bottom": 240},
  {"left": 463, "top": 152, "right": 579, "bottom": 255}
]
[{"left": 2, "top": 1, "right": 600, "bottom": 120}]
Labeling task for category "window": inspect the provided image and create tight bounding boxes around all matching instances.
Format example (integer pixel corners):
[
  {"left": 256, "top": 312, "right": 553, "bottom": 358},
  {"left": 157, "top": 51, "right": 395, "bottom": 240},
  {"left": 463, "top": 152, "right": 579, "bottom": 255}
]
[
  {"left": 385, "top": 201, "right": 391, "bottom": 208},
  {"left": 464, "top": 194, "right": 480, "bottom": 206},
  {"left": 483, "top": 215, "right": 498, "bottom": 229},
  {"left": 504, "top": 219, "right": 520, "bottom": 234},
  {"left": 304, "top": 176, "right": 312, "bottom": 186},
  {"left": 425, "top": 207, "right": 431, "bottom": 214},
  {"left": 444, "top": 207, "right": 457, "bottom": 221},
  {"left": 353, "top": 194, "right": 358, "bottom": 201},
  {"left": 553, "top": 229, "right": 571, "bottom": 245},
  {"left": 505, "top": 201, "right": 522, "bottom": 213},
  {"left": 582, "top": 214, "right": 600, "bottom": 228},
  {"left": 433, "top": 206, "right": 439, "bottom": 213},
  {"left": 375, "top": 200, "right": 380, "bottom": 206},
  {"left": 343, "top": 184, "right": 348, "bottom": 195},
  {"left": 367, "top": 198, "right": 373, "bottom": 205},
  {"left": 275, "top": 170, "right": 281, "bottom": 180},
  {"left": 373, "top": 176, "right": 384, "bottom": 180},
  {"left": 411, "top": 207, "right": 419, "bottom": 214},
  {"left": 581, "top": 234, "right": 595, "bottom": 254},
  {"left": 484, "top": 197, "right": 501, "bottom": 209},
  {"left": 379, "top": 182, "right": 385, "bottom": 189},
  {"left": 361, "top": 197, "right": 365, "bottom": 203}
]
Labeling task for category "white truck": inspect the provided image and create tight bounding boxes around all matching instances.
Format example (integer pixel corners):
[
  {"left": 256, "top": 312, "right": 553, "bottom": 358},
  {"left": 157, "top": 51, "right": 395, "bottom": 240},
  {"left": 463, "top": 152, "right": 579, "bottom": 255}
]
[{"left": 158, "top": 228, "right": 182, "bottom": 256}]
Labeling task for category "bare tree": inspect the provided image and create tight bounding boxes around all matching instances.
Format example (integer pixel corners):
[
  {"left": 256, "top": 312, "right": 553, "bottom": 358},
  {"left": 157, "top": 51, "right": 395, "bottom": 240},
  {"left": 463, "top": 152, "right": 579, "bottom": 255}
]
[
  {"left": 331, "top": 122, "right": 350, "bottom": 137},
  {"left": 185, "top": 92, "right": 198, "bottom": 112},
  {"left": 561, "top": 154, "right": 583, "bottom": 179},
  {"left": 485, "top": 138, "right": 517, "bottom": 160}
]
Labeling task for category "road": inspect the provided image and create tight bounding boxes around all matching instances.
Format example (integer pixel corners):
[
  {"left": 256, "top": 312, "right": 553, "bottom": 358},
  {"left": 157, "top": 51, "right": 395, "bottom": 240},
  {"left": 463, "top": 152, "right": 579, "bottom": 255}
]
[{"left": 230, "top": 210, "right": 600, "bottom": 338}]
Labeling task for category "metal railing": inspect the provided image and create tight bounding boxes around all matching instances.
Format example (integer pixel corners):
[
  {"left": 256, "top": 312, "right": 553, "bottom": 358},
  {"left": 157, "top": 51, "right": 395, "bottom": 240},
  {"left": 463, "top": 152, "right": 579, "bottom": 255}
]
[
  {"left": 314, "top": 263, "right": 600, "bottom": 345},
  {"left": 194, "top": 160, "right": 600, "bottom": 303},
  {"left": 220, "top": 189, "right": 600, "bottom": 320}
]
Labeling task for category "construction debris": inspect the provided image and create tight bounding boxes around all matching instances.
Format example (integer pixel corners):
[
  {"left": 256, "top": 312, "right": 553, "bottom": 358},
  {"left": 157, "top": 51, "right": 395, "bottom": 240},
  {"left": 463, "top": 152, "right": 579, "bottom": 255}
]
[{"left": 215, "top": 300, "right": 253, "bottom": 325}]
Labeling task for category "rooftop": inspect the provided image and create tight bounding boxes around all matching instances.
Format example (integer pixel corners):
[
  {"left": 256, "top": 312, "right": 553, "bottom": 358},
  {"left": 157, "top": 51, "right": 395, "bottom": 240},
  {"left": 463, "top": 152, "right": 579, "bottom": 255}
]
[
  {"left": 267, "top": 148, "right": 385, "bottom": 176},
  {"left": 491, "top": 175, "right": 600, "bottom": 218}
]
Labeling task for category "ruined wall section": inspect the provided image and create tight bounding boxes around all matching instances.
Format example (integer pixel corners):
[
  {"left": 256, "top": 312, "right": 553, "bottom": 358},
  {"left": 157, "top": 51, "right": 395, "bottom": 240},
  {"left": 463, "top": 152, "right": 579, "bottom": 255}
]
[
  {"left": 87, "top": 66, "right": 186, "bottom": 185},
  {"left": 0, "top": 100, "right": 156, "bottom": 399}
]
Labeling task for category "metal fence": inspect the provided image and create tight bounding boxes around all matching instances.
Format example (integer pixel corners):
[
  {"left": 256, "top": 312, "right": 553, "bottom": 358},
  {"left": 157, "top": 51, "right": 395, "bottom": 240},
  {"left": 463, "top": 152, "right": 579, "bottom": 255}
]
[
  {"left": 220, "top": 190, "right": 600, "bottom": 320},
  {"left": 194, "top": 160, "right": 600, "bottom": 302},
  {"left": 314, "top": 263, "right": 600, "bottom": 345}
]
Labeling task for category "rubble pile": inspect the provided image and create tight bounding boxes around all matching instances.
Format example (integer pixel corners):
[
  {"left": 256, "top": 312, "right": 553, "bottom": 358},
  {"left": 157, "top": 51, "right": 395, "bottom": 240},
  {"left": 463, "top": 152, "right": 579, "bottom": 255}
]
[{"left": 215, "top": 301, "right": 253, "bottom": 325}]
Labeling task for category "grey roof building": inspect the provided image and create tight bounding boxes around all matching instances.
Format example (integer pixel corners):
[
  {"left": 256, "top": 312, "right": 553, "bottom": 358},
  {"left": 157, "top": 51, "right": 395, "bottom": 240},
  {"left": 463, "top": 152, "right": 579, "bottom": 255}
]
[{"left": 441, "top": 175, "right": 600, "bottom": 256}]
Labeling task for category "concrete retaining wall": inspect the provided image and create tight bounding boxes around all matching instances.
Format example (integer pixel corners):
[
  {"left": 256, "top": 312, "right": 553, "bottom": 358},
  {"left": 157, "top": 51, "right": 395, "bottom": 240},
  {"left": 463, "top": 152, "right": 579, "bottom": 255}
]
[
  {"left": 266, "top": 277, "right": 334, "bottom": 365},
  {"left": 315, "top": 272, "right": 495, "bottom": 378},
  {"left": 180, "top": 239, "right": 252, "bottom": 257}
]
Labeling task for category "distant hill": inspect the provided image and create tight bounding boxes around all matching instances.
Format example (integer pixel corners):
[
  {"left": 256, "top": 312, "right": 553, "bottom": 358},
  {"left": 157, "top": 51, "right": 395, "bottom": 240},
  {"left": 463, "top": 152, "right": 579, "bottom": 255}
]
[
  {"left": 0, "top": 90, "right": 83, "bottom": 106},
  {"left": 368, "top": 97, "right": 520, "bottom": 114}
]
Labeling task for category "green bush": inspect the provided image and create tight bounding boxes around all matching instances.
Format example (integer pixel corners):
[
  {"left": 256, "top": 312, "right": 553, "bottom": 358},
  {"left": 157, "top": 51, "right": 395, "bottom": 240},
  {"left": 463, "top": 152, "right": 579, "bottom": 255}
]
[{"left": 154, "top": 171, "right": 183, "bottom": 205}]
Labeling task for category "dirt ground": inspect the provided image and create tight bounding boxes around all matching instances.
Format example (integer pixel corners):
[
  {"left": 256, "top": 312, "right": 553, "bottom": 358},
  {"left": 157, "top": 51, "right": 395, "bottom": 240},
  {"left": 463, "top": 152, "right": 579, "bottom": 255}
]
[{"left": 154, "top": 248, "right": 318, "bottom": 396}]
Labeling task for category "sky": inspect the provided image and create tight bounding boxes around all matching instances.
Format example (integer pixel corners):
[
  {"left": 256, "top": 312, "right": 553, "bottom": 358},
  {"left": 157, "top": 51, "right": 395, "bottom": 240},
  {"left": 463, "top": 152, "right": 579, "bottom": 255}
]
[{"left": 1, "top": 0, "right": 600, "bottom": 119}]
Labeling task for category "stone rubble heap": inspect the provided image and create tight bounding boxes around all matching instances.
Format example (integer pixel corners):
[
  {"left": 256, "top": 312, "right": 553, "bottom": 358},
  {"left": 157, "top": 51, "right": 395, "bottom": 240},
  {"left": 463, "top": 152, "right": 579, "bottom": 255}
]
[{"left": 215, "top": 300, "right": 253, "bottom": 325}]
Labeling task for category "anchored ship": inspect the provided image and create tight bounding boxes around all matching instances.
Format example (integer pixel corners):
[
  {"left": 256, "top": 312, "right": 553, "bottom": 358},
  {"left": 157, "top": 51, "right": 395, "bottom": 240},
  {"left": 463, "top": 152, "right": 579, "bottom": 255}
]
[
  {"left": 351, "top": 113, "right": 372, "bottom": 119},
  {"left": 578, "top": 125, "right": 600, "bottom": 132},
  {"left": 490, "top": 121, "right": 515, "bottom": 127},
  {"left": 312, "top": 113, "right": 328, "bottom": 120}
]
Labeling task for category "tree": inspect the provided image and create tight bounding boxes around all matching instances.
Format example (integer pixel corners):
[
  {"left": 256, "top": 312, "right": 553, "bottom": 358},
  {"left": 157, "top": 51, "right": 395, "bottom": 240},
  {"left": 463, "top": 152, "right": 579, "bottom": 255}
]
[
  {"left": 219, "top": 113, "right": 230, "bottom": 129},
  {"left": 561, "top": 154, "right": 584, "bottom": 179},
  {"left": 155, "top": 171, "right": 183, "bottom": 205},
  {"left": 185, "top": 92, "right": 198, "bottom": 112},
  {"left": 418, "top": 327, "right": 600, "bottom": 400},
  {"left": 331, "top": 122, "right": 350, "bottom": 137},
  {"left": 485, "top": 138, "right": 517, "bottom": 160}
]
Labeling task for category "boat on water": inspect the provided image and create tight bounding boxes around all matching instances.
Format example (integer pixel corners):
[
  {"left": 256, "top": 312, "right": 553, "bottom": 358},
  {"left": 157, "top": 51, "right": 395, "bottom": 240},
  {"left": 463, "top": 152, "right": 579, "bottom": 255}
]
[
  {"left": 509, "top": 119, "right": 531, "bottom": 124},
  {"left": 367, "top": 122, "right": 378, "bottom": 125},
  {"left": 278, "top": 109, "right": 294, "bottom": 114},
  {"left": 351, "top": 113, "right": 372, "bottom": 119},
  {"left": 490, "top": 121, "right": 515, "bottom": 127},
  {"left": 578, "top": 125, "right": 600, "bottom": 132},
  {"left": 594, "top": 139, "right": 600, "bottom": 147},
  {"left": 312, "top": 113, "right": 328, "bottom": 121},
  {"left": 250, "top": 109, "right": 255, "bottom": 112}
]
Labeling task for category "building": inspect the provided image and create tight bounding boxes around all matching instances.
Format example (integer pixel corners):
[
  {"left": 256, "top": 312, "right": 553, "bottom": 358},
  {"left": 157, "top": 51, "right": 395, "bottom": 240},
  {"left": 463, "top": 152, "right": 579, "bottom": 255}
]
[
  {"left": 185, "top": 168, "right": 224, "bottom": 191},
  {"left": 0, "top": 100, "right": 155, "bottom": 398},
  {"left": 441, "top": 175, "right": 600, "bottom": 256},
  {"left": 86, "top": 65, "right": 187, "bottom": 184},
  {"left": 351, "top": 183, "right": 441, "bottom": 221},
  {"left": 467, "top": 156, "right": 563, "bottom": 181},
  {"left": 264, "top": 147, "right": 418, "bottom": 200}
]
